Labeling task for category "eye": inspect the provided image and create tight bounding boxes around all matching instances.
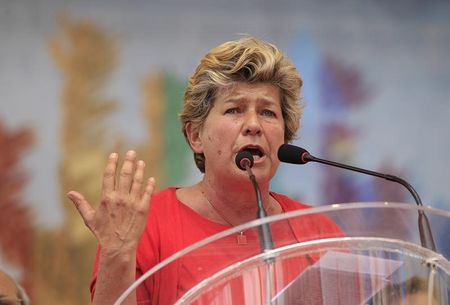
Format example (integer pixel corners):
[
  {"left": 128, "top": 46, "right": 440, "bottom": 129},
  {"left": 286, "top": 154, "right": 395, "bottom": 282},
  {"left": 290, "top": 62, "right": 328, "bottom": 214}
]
[
  {"left": 261, "top": 109, "right": 276, "bottom": 117},
  {"left": 225, "top": 107, "right": 241, "bottom": 114}
]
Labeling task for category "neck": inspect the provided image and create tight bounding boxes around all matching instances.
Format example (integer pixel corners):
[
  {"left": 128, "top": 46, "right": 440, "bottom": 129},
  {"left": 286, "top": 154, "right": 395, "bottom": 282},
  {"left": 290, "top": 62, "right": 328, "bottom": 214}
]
[{"left": 199, "top": 172, "right": 278, "bottom": 226}]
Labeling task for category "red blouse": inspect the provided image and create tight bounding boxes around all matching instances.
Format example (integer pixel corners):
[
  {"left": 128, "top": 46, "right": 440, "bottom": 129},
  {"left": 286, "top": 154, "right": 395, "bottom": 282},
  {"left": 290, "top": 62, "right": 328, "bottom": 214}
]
[{"left": 90, "top": 187, "right": 343, "bottom": 304}]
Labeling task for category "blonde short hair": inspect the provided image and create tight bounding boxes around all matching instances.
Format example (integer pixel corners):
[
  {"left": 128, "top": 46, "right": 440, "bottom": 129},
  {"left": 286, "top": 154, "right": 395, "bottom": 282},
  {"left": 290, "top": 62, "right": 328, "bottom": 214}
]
[{"left": 179, "top": 37, "right": 303, "bottom": 172}]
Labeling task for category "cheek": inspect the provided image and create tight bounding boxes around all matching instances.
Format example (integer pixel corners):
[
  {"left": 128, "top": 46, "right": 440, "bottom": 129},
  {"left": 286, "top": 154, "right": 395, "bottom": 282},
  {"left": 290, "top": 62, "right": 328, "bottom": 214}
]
[
  {"left": 211, "top": 136, "right": 225, "bottom": 157},
  {"left": 202, "top": 117, "right": 241, "bottom": 155},
  {"left": 205, "top": 138, "right": 225, "bottom": 163},
  {"left": 267, "top": 124, "right": 285, "bottom": 143},
  {"left": 205, "top": 126, "right": 236, "bottom": 158},
  {"left": 206, "top": 120, "right": 238, "bottom": 142},
  {"left": 203, "top": 131, "right": 226, "bottom": 157}
]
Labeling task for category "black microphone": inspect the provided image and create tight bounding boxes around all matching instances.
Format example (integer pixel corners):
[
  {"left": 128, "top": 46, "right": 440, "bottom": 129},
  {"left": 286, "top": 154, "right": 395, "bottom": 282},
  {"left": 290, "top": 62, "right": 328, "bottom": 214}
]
[
  {"left": 235, "top": 150, "right": 254, "bottom": 170},
  {"left": 278, "top": 143, "right": 436, "bottom": 252},
  {"left": 235, "top": 150, "right": 274, "bottom": 251}
]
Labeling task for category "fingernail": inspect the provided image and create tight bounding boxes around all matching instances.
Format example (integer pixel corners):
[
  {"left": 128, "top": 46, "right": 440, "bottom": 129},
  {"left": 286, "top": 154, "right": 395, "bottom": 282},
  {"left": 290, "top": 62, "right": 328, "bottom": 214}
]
[
  {"left": 137, "top": 160, "right": 145, "bottom": 167},
  {"left": 109, "top": 152, "right": 118, "bottom": 159},
  {"left": 126, "top": 150, "right": 136, "bottom": 158}
]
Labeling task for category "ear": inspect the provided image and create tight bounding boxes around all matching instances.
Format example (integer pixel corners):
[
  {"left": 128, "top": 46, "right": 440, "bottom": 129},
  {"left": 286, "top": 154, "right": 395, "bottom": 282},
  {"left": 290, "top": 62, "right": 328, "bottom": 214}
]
[{"left": 185, "top": 122, "right": 203, "bottom": 153}]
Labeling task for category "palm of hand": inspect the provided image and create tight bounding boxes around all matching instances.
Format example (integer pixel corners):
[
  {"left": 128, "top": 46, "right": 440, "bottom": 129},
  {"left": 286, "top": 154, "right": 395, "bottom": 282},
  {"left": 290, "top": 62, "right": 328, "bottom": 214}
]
[{"left": 67, "top": 150, "right": 156, "bottom": 254}]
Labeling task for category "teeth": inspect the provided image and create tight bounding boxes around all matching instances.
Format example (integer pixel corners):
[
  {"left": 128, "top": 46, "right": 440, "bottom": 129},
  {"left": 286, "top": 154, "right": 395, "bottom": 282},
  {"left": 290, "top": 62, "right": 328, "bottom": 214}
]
[{"left": 246, "top": 148, "right": 263, "bottom": 159}]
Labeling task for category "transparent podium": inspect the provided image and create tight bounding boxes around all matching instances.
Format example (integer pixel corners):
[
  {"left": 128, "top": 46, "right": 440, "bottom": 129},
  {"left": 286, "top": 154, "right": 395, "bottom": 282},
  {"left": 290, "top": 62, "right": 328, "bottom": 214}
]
[{"left": 115, "top": 202, "right": 450, "bottom": 305}]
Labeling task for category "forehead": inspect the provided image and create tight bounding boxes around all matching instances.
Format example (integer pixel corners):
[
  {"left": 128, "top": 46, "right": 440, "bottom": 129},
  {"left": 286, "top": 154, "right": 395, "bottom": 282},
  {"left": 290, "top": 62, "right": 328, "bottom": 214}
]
[{"left": 215, "top": 82, "right": 281, "bottom": 105}]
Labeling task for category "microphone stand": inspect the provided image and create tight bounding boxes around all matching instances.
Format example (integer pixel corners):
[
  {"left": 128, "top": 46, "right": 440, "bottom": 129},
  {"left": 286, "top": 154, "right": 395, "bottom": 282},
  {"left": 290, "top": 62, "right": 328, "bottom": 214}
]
[
  {"left": 244, "top": 165, "right": 274, "bottom": 252},
  {"left": 235, "top": 149, "right": 275, "bottom": 304},
  {"left": 303, "top": 152, "right": 437, "bottom": 251},
  {"left": 244, "top": 164, "right": 275, "bottom": 305}
]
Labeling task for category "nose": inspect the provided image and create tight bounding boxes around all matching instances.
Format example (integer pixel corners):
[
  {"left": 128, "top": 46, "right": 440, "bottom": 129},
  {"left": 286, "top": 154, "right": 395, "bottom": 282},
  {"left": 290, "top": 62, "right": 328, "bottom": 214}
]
[{"left": 243, "top": 111, "right": 262, "bottom": 136}]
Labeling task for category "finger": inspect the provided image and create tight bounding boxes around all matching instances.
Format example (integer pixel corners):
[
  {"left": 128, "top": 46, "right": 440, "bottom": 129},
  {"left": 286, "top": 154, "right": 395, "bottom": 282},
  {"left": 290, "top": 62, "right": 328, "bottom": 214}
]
[
  {"left": 118, "top": 150, "right": 137, "bottom": 193},
  {"left": 67, "top": 191, "right": 95, "bottom": 224},
  {"left": 130, "top": 160, "right": 145, "bottom": 200},
  {"left": 102, "top": 153, "right": 118, "bottom": 194},
  {"left": 139, "top": 177, "right": 156, "bottom": 210}
]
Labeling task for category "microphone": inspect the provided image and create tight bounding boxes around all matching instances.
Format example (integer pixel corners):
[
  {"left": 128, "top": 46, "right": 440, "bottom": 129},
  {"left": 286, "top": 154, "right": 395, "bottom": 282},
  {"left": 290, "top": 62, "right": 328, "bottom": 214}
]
[
  {"left": 278, "top": 143, "right": 436, "bottom": 251},
  {"left": 278, "top": 144, "right": 311, "bottom": 165},
  {"left": 235, "top": 150, "right": 274, "bottom": 251},
  {"left": 235, "top": 150, "right": 254, "bottom": 171}
]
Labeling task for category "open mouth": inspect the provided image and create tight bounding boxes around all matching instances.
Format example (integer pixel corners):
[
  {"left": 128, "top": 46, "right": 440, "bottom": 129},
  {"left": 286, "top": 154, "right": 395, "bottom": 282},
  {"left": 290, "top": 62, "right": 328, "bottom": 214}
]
[{"left": 241, "top": 146, "right": 265, "bottom": 161}]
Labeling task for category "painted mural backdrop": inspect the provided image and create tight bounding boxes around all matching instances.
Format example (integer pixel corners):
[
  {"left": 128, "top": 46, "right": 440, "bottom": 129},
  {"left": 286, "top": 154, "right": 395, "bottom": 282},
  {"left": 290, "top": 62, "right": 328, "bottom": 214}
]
[{"left": 1, "top": 1, "right": 449, "bottom": 304}]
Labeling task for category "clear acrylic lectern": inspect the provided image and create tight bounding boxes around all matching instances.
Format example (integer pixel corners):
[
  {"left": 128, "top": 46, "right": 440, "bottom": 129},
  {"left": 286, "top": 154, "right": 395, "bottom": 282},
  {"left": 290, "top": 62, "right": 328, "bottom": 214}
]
[{"left": 114, "top": 202, "right": 450, "bottom": 305}]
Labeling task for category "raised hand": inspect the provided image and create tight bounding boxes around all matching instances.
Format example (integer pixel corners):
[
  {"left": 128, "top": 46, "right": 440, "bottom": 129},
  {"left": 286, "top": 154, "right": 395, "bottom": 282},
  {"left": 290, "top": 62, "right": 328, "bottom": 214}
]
[{"left": 67, "top": 150, "right": 156, "bottom": 254}]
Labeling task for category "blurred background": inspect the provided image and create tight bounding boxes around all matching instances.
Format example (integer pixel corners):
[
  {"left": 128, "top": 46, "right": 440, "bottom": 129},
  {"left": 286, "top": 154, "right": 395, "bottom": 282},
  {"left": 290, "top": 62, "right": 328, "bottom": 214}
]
[{"left": 1, "top": 0, "right": 449, "bottom": 304}]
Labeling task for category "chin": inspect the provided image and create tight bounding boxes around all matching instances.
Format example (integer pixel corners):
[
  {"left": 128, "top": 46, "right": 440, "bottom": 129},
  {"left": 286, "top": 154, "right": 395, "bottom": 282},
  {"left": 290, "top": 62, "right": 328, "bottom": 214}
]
[{"left": 248, "top": 166, "right": 273, "bottom": 182}]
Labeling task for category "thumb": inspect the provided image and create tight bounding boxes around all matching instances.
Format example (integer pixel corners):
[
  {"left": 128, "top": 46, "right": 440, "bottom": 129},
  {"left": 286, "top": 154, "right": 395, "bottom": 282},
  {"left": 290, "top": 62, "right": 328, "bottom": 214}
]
[{"left": 67, "top": 191, "right": 95, "bottom": 223}]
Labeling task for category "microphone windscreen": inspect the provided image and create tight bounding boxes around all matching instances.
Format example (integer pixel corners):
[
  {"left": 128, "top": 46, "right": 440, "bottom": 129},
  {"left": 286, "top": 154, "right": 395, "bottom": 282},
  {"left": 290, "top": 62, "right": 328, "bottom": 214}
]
[
  {"left": 235, "top": 150, "right": 254, "bottom": 171},
  {"left": 278, "top": 144, "right": 310, "bottom": 164}
]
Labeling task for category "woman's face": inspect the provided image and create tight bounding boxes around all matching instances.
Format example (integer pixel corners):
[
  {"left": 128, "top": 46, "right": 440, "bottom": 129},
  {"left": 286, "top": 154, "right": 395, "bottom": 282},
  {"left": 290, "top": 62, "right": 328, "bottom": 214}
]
[{"left": 191, "top": 82, "right": 285, "bottom": 183}]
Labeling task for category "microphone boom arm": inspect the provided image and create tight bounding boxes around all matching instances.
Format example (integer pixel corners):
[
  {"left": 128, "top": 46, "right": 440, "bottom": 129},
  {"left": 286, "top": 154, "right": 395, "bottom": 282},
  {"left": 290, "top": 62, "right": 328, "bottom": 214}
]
[
  {"left": 305, "top": 153, "right": 423, "bottom": 205},
  {"left": 294, "top": 146, "right": 436, "bottom": 252},
  {"left": 286, "top": 144, "right": 436, "bottom": 252}
]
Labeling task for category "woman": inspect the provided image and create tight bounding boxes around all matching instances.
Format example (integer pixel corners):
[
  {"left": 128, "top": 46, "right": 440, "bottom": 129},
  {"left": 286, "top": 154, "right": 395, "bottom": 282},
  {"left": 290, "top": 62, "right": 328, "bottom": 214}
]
[{"left": 67, "top": 37, "right": 342, "bottom": 305}]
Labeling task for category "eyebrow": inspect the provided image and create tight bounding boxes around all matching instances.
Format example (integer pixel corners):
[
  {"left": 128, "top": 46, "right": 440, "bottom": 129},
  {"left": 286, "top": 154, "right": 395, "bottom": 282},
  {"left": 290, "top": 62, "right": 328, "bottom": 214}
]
[{"left": 223, "top": 98, "right": 278, "bottom": 106}]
